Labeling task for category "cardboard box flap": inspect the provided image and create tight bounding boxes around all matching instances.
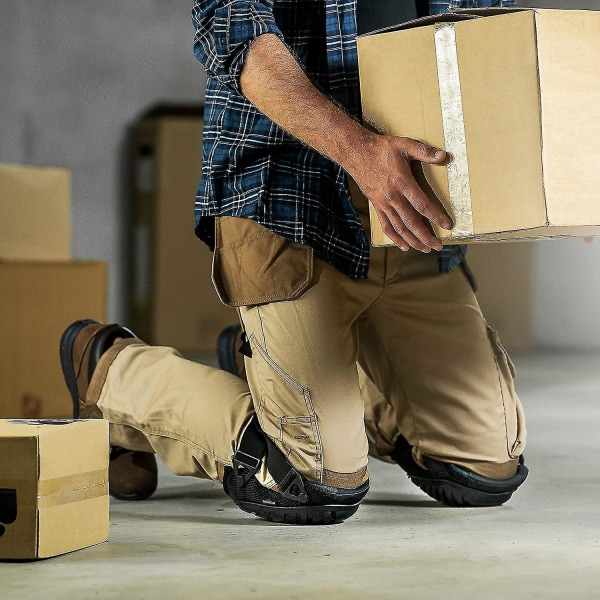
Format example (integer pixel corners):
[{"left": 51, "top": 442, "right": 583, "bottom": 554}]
[
  {"left": 358, "top": 6, "right": 533, "bottom": 39},
  {"left": 0, "top": 419, "right": 108, "bottom": 480},
  {"left": 359, "top": 12, "right": 477, "bottom": 38},
  {"left": 450, "top": 7, "right": 529, "bottom": 17}
]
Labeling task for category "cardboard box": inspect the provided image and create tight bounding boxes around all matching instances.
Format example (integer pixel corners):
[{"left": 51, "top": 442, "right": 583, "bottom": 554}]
[
  {"left": 130, "top": 107, "right": 237, "bottom": 354},
  {"left": 0, "top": 165, "right": 71, "bottom": 260},
  {"left": 467, "top": 244, "right": 532, "bottom": 351},
  {"left": 357, "top": 8, "right": 600, "bottom": 245},
  {"left": 0, "top": 261, "right": 107, "bottom": 419},
  {"left": 0, "top": 419, "right": 109, "bottom": 560}
]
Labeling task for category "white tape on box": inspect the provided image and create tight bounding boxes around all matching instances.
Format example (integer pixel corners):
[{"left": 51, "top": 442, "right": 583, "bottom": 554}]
[{"left": 434, "top": 23, "right": 474, "bottom": 236}]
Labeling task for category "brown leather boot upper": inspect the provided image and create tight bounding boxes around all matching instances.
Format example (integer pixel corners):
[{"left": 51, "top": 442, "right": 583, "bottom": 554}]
[
  {"left": 71, "top": 322, "right": 113, "bottom": 419},
  {"left": 60, "top": 320, "right": 158, "bottom": 501}
]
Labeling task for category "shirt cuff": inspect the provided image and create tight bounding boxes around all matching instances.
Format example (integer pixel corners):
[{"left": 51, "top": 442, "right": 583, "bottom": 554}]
[{"left": 193, "top": 2, "right": 284, "bottom": 94}]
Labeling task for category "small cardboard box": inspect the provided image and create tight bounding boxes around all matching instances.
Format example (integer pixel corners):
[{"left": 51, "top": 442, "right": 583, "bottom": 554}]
[
  {"left": 0, "top": 165, "right": 71, "bottom": 260},
  {"left": 0, "top": 261, "right": 107, "bottom": 419},
  {"left": 0, "top": 419, "right": 109, "bottom": 560},
  {"left": 357, "top": 8, "right": 600, "bottom": 245}
]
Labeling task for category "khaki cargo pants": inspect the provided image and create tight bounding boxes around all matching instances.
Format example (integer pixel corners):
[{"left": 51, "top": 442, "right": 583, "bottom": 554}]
[{"left": 93, "top": 188, "right": 526, "bottom": 489}]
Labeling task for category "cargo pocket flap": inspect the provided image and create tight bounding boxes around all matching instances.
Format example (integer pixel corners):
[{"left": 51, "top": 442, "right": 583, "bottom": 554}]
[{"left": 212, "top": 217, "right": 313, "bottom": 307}]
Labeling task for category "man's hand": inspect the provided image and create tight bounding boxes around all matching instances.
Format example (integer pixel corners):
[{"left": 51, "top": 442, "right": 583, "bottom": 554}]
[
  {"left": 350, "top": 134, "right": 452, "bottom": 252},
  {"left": 240, "top": 34, "right": 452, "bottom": 253}
]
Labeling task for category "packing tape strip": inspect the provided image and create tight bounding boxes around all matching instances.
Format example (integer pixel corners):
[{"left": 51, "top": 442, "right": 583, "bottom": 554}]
[
  {"left": 38, "top": 469, "right": 107, "bottom": 496},
  {"left": 434, "top": 23, "right": 474, "bottom": 235},
  {"left": 37, "top": 469, "right": 108, "bottom": 507},
  {"left": 37, "top": 482, "right": 108, "bottom": 508}
]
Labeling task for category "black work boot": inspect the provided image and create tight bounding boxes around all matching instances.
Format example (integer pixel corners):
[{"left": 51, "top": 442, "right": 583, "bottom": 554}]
[{"left": 216, "top": 324, "right": 246, "bottom": 379}]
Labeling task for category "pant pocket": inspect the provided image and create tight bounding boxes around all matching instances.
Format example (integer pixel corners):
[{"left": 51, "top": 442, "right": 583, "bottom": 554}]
[
  {"left": 212, "top": 217, "right": 314, "bottom": 307},
  {"left": 248, "top": 333, "right": 323, "bottom": 480},
  {"left": 486, "top": 324, "right": 525, "bottom": 458}
]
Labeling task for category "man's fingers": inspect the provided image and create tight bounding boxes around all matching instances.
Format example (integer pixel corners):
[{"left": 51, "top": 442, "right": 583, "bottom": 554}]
[
  {"left": 392, "top": 212, "right": 442, "bottom": 251},
  {"left": 380, "top": 202, "right": 443, "bottom": 251},
  {"left": 379, "top": 213, "right": 432, "bottom": 252},
  {"left": 395, "top": 176, "right": 453, "bottom": 231},
  {"left": 403, "top": 138, "right": 447, "bottom": 164}
]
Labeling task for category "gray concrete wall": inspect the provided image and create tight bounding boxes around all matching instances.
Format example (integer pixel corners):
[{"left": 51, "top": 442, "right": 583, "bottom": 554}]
[
  {"left": 3, "top": 0, "right": 600, "bottom": 348},
  {"left": 0, "top": 1, "right": 206, "bottom": 321}
]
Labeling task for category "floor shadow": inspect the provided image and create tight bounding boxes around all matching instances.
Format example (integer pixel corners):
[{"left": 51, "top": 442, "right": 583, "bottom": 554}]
[
  {"left": 363, "top": 494, "right": 439, "bottom": 508},
  {"left": 149, "top": 486, "right": 225, "bottom": 502}
]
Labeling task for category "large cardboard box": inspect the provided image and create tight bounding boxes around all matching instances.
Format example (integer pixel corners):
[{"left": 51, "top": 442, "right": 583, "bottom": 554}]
[
  {"left": 0, "top": 261, "right": 107, "bottom": 419},
  {"left": 0, "top": 419, "right": 109, "bottom": 560},
  {"left": 130, "top": 107, "right": 237, "bottom": 354},
  {"left": 0, "top": 165, "right": 71, "bottom": 260},
  {"left": 467, "top": 244, "right": 532, "bottom": 351},
  {"left": 357, "top": 8, "right": 600, "bottom": 245}
]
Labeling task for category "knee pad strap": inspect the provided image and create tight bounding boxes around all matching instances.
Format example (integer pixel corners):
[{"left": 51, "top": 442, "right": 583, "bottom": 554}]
[
  {"left": 225, "top": 418, "right": 369, "bottom": 524},
  {"left": 232, "top": 417, "right": 309, "bottom": 503}
]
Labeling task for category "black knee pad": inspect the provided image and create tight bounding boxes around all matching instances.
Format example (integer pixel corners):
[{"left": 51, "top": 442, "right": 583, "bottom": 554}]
[
  {"left": 391, "top": 436, "right": 528, "bottom": 507},
  {"left": 223, "top": 467, "right": 369, "bottom": 524},
  {"left": 224, "top": 418, "right": 369, "bottom": 524}
]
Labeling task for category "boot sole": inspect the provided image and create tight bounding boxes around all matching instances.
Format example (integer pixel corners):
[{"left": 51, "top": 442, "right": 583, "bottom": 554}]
[{"left": 236, "top": 501, "right": 361, "bottom": 525}]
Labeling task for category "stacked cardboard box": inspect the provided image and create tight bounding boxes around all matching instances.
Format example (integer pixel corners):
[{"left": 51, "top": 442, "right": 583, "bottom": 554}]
[
  {"left": 129, "top": 107, "right": 237, "bottom": 354},
  {"left": 466, "top": 244, "right": 532, "bottom": 351},
  {"left": 0, "top": 165, "right": 107, "bottom": 419}
]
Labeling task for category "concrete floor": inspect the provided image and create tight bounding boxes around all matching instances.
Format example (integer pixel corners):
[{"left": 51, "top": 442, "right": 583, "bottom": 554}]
[{"left": 2, "top": 351, "right": 600, "bottom": 599}]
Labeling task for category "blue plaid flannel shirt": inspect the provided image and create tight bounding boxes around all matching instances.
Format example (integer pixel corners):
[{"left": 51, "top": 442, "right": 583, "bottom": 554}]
[{"left": 192, "top": 0, "right": 515, "bottom": 278}]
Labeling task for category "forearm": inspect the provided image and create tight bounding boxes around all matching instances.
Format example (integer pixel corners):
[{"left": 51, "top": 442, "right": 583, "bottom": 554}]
[
  {"left": 240, "top": 33, "right": 451, "bottom": 252},
  {"left": 240, "top": 34, "right": 372, "bottom": 178}
]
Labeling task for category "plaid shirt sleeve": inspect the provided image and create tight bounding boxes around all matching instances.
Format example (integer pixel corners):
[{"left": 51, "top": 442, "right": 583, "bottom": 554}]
[{"left": 192, "top": 1, "right": 283, "bottom": 93}]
